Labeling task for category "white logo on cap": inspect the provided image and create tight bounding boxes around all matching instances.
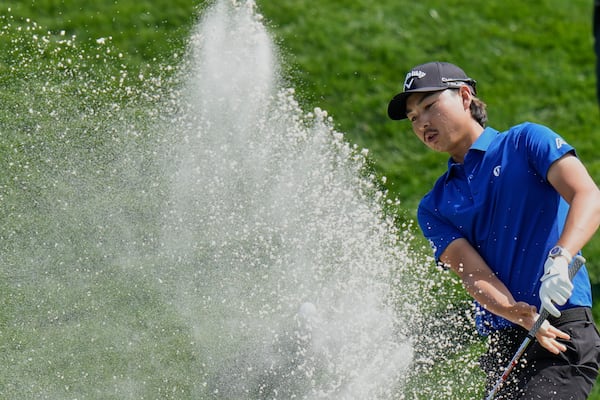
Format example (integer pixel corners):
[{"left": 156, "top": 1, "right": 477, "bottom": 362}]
[{"left": 404, "top": 70, "right": 426, "bottom": 90}]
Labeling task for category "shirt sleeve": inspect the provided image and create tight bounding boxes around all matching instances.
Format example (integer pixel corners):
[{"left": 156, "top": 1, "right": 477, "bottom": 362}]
[
  {"left": 520, "top": 123, "right": 576, "bottom": 180},
  {"left": 417, "top": 194, "right": 464, "bottom": 262}
]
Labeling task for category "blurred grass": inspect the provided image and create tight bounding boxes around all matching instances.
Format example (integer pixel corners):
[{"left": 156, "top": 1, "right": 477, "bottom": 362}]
[{"left": 0, "top": 0, "right": 598, "bottom": 398}]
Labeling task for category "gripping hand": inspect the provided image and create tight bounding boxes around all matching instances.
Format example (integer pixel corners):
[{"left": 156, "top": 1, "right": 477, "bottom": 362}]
[{"left": 539, "top": 256, "right": 573, "bottom": 318}]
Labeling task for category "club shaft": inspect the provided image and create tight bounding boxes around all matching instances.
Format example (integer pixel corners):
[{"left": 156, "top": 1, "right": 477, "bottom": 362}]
[{"left": 485, "top": 337, "right": 532, "bottom": 400}]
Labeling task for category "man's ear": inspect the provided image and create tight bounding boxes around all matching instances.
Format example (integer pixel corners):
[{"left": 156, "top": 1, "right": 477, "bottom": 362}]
[{"left": 459, "top": 85, "right": 473, "bottom": 110}]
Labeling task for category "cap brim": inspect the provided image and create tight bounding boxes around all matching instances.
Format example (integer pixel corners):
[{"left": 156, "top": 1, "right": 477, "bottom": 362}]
[{"left": 387, "top": 87, "right": 448, "bottom": 120}]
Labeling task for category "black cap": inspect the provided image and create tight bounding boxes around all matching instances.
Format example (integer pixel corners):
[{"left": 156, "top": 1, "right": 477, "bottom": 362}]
[{"left": 387, "top": 61, "right": 476, "bottom": 120}]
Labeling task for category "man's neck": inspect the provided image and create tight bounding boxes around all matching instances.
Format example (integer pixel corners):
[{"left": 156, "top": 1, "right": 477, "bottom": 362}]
[{"left": 449, "top": 123, "right": 485, "bottom": 163}]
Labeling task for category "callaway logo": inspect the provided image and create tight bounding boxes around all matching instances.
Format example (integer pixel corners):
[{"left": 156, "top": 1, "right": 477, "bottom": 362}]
[
  {"left": 404, "top": 70, "right": 426, "bottom": 90},
  {"left": 555, "top": 137, "right": 566, "bottom": 149}
]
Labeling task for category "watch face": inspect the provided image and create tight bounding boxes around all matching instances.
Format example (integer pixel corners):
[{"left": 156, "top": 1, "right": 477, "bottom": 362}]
[{"left": 549, "top": 246, "right": 562, "bottom": 257}]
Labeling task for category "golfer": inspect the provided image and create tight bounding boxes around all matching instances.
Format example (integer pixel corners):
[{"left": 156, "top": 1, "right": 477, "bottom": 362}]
[{"left": 387, "top": 61, "right": 600, "bottom": 399}]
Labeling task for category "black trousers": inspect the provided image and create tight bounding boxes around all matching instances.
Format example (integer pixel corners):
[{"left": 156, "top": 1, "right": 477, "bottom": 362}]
[{"left": 480, "top": 307, "right": 600, "bottom": 400}]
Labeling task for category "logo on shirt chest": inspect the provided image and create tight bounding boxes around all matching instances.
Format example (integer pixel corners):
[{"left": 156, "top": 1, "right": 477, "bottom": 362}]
[{"left": 493, "top": 165, "right": 501, "bottom": 177}]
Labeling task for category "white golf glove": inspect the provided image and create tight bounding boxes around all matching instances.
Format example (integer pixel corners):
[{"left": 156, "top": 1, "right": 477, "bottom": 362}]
[{"left": 539, "top": 256, "right": 573, "bottom": 318}]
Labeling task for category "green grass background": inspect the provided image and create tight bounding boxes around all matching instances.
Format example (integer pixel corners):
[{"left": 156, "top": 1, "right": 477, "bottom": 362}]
[{"left": 0, "top": 0, "right": 599, "bottom": 398}]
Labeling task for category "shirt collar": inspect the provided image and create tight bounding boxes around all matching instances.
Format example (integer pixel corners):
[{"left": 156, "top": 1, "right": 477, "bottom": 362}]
[
  {"left": 445, "top": 127, "right": 499, "bottom": 181},
  {"left": 470, "top": 126, "right": 498, "bottom": 152}
]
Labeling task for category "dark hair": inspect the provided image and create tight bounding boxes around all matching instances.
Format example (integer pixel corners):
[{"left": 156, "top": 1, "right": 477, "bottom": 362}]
[{"left": 470, "top": 96, "right": 487, "bottom": 127}]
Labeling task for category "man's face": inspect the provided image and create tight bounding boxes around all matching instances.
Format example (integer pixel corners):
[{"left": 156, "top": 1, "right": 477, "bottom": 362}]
[{"left": 405, "top": 88, "right": 470, "bottom": 154}]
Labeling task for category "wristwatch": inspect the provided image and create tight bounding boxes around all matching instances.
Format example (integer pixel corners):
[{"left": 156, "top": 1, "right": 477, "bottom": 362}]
[{"left": 548, "top": 245, "right": 572, "bottom": 262}]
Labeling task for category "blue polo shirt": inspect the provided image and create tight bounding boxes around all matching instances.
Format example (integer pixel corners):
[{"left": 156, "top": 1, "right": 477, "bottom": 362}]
[{"left": 417, "top": 122, "right": 592, "bottom": 335}]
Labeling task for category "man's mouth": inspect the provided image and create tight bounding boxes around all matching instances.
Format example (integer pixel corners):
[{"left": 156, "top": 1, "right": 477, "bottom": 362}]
[{"left": 424, "top": 129, "right": 438, "bottom": 143}]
